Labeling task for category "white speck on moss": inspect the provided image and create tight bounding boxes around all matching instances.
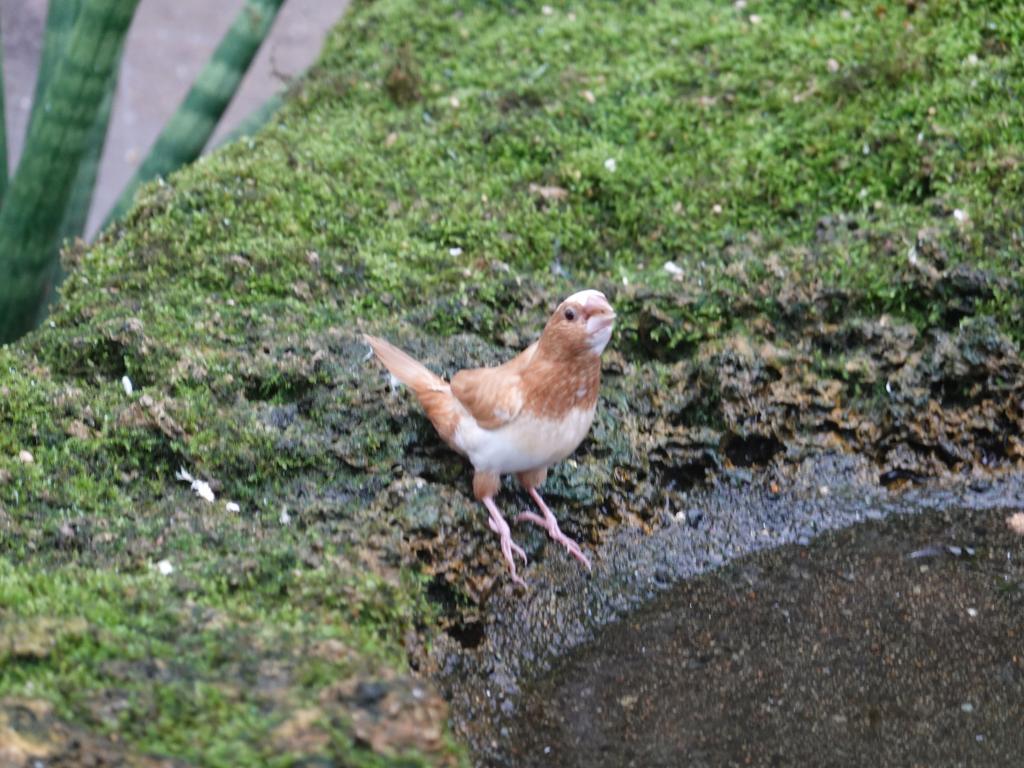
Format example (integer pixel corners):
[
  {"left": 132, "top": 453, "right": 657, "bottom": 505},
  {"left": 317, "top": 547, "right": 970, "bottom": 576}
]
[
  {"left": 156, "top": 559, "right": 174, "bottom": 576},
  {"left": 175, "top": 467, "right": 215, "bottom": 503},
  {"left": 121, "top": 376, "right": 133, "bottom": 396},
  {"left": 604, "top": 158, "right": 617, "bottom": 172},
  {"left": 194, "top": 480, "right": 215, "bottom": 503}
]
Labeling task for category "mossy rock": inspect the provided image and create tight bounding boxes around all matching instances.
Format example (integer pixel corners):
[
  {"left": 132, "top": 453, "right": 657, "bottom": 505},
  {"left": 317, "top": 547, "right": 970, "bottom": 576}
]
[{"left": 2, "top": 0, "right": 1023, "bottom": 764}]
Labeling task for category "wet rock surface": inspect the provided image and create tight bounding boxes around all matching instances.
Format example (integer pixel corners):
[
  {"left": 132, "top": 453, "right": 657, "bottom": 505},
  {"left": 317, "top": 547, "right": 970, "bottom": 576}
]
[
  {"left": 435, "top": 466, "right": 1024, "bottom": 766},
  {"left": 492, "top": 500, "right": 1024, "bottom": 767},
  {"left": 0, "top": 698, "right": 180, "bottom": 767},
  {"left": 361, "top": 259, "right": 1024, "bottom": 602}
]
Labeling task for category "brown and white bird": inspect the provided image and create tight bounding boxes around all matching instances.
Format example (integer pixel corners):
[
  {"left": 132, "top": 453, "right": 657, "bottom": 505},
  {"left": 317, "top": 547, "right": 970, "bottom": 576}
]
[{"left": 364, "top": 289, "right": 616, "bottom": 587}]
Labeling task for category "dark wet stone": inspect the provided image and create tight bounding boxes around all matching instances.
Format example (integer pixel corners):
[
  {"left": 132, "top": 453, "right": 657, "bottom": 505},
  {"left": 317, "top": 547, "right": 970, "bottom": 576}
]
[
  {"left": 438, "top": 468, "right": 1024, "bottom": 767},
  {"left": 354, "top": 681, "right": 388, "bottom": 707},
  {"left": 487, "top": 504, "right": 1024, "bottom": 766},
  {"left": 723, "top": 467, "right": 753, "bottom": 485}
]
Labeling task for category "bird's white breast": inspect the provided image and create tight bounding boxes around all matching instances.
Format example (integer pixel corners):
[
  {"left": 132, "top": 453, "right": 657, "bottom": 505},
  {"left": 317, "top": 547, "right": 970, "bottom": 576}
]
[{"left": 453, "top": 405, "right": 596, "bottom": 475}]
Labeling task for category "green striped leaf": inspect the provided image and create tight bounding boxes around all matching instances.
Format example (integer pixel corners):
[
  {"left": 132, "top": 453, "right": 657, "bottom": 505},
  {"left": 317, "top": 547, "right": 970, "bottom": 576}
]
[
  {"left": 0, "top": 0, "right": 139, "bottom": 343},
  {"left": 0, "top": 12, "right": 8, "bottom": 204}
]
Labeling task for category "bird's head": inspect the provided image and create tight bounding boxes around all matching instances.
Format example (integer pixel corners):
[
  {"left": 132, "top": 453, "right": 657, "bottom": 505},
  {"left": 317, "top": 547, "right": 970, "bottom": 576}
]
[{"left": 539, "top": 289, "right": 616, "bottom": 359}]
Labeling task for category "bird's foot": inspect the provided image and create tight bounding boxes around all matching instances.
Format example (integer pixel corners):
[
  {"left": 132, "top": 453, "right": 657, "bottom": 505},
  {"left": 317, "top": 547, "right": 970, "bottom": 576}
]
[
  {"left": 483, "top": 497, "right": 528, "bottom": 588},
  {"left": 518, "top": 490, "right": 592, "bottom": 571}
]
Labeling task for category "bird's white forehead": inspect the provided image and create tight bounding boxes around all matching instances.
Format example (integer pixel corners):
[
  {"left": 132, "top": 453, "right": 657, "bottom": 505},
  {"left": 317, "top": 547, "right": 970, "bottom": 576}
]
[{"left": 563, "top": 289, "right": 606, "bottom": 306}]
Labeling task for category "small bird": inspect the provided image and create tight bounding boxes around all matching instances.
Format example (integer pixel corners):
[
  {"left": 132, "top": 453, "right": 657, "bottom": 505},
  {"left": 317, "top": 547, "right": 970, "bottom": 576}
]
[{"left": 364, "top": 289, "right": 616, "bottom": 587}]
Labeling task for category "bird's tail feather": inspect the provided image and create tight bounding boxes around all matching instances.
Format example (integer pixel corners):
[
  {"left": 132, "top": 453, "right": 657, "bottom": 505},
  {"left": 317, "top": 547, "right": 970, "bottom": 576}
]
[
  {"left": 363, "top": 334, "right": 462, "bottom": 449},
  {"left": 363, "top": 334, "right": 446, "bottom": 393}
]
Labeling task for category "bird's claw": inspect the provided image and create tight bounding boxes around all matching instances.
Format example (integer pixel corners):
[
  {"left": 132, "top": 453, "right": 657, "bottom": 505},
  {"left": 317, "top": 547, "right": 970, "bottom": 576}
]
[
  {"left": 515, "top": 511, "right": 546, "bottom": 527},
  {"left": 486, "top": 499, "right": 529, "bottom": 586},
  {"left": 562, "top": 538, "right": 592, "bottom": 571},
  {"left": 519, "top": 499, "right": 592, "bottom": 572},
  {"left": 511, "top": 540, "right": 528, "bottom": 564},
  {"left": 549, "top": 528, "right": 591, "bottom": 570},
  {"left": 498, "top": 533, "right": 528, "bottom": 587}
]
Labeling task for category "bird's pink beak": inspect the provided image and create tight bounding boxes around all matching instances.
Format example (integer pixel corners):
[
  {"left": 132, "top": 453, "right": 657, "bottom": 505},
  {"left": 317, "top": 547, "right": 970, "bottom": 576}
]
[
  {"left": 584, "top": 292, "right": 615, "bottom": 325},
  {"left": 583, "top": 292, "right": 615, "bottom": 354}
]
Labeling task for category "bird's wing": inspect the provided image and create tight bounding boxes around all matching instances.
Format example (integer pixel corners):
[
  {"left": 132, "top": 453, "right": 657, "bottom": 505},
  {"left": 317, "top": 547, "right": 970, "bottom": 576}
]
[{"left": 450, "top": 342, "right": 537, "bottom": 430}]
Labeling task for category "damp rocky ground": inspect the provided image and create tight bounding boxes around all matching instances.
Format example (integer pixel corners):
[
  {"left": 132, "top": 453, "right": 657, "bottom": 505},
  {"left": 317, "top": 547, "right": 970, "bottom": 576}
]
[
  {"left": 476, "top": 487, "right": 1024, "bottom": 767},
  {"left": 1, "top": 1, "right": 1023, "bottom": 766},
  {"left": 443, "top": 463, "right": 1024, "bottom": 766}
]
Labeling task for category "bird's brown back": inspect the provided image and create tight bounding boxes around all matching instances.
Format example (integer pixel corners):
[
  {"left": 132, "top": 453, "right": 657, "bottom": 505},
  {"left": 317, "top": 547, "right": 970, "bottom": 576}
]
[{"left": 449, "top": 342, "right": 537, "bottom": 429}]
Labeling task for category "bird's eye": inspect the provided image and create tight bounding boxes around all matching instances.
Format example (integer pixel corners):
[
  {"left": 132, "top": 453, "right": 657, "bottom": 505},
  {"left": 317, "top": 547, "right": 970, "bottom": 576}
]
[{"left": 564, "top": 308, "right": 576, "bottom": 321}]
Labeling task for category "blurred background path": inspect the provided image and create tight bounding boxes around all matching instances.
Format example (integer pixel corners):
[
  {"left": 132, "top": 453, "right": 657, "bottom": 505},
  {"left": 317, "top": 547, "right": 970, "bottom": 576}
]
[{"left": 1, "top": 0, "right": 349, "bottom": 237}]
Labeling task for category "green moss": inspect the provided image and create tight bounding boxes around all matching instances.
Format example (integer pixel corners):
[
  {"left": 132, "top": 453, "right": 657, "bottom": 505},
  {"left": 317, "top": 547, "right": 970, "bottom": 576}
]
[
  {"left": 1, "top": 0, "right": 1023, "bottom": 763},
  {"left": 0, "top": 559, "right": 438, "bottom": 766}
]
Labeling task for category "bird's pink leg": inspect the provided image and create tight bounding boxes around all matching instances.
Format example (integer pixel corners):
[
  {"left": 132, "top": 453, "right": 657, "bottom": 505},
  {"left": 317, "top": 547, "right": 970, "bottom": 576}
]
[
  {"left": 517, "top": 487, "right": 592, "bottom": 570},
  {"left": 482, "top": 496, "right": 528, "bottom": 588}
]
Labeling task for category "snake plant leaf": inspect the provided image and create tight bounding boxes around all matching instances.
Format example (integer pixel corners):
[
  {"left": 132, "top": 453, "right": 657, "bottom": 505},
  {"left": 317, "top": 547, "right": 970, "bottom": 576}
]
[
  {"left": 60, "top": 77, "right": 117, "bottom": 244},
  {"left": 31, "top": 0, "right": 84, "bottom": 113},
  {"left": 30, "top": 0, "right": 115, "bottom": 245},
  {"left": 106, "top": 0, "right": 287, "bottom": 226},
  {"left": 28, "top": 79, "right": 120, "bottom": 327},
  {"left": 0, "top": 0, "right": 139, "bottom": 344},
  {"left": 30, "top": 0, "right": 115, "bottom": 319},
  {"left": 0, "top": 14, "right": 8, "bottom": 204}
]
